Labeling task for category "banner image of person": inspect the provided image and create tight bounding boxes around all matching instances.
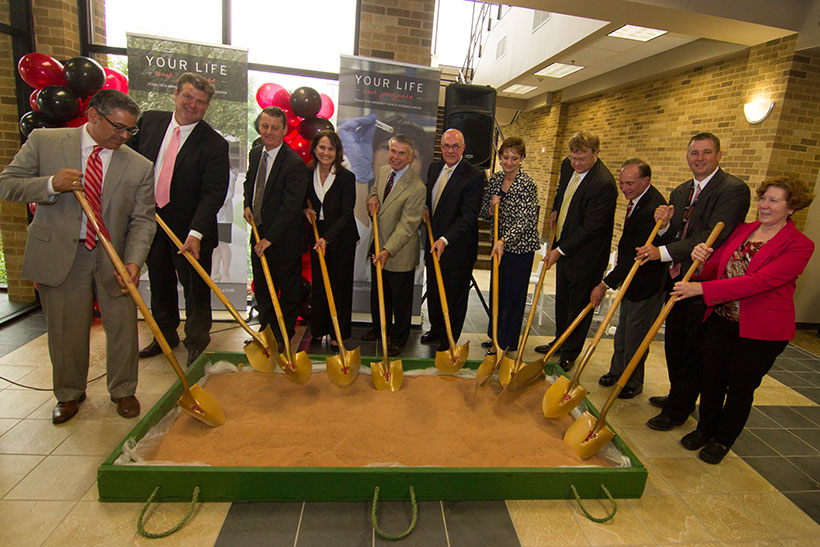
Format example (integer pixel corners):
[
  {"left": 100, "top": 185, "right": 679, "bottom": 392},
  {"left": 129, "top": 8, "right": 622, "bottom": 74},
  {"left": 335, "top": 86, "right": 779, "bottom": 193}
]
[
  {"left": 127, "top": 33, "right": 248, "bottom": 311},
  {"left": 336, "top": 55, "right": 441, "bottom": 319}
]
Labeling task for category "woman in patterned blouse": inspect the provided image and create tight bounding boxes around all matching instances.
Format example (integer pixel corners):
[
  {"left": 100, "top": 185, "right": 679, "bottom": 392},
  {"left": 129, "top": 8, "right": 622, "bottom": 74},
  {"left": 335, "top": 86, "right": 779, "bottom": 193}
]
[
  {"left": 479, "top": 137, "right": 540, "bottom": 353},
  {"left": 671, "top": 177, "right": 815, "bottom": 464}
]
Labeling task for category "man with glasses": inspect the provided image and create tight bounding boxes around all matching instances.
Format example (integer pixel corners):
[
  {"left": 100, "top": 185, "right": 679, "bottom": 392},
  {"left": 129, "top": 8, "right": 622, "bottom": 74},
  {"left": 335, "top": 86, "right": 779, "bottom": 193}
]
[
  {"left": 128, "top": 72, "right": 229, "bottom": 366},
  {"left": 421, "top": 128, "right": 484, "bottom": 351},
  {"left": 0, "top": 90, "right": 156, "bottom": 423}
]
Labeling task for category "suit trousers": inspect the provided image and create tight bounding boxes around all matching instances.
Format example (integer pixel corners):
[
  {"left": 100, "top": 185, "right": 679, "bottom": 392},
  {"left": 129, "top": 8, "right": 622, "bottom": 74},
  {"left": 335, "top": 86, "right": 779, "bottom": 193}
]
[
  {"left": 370, "top": 266, "right": 414, "bottom": 347},
  {"left": 697, "top": 314, "right": 787, "bottom": 447},
  {"left": 555, "top": 259, "right": 599, "bottom": 361},
  {"left": 39, "top": 245, "right": 139, "bottom": 402},
  {"left": 487, "top": 251, "right": 534, "bottom": 351},
  {"left": 251, "top": 239, "right": 303, "bottom": 343},
  {"left": 609, "top": 293, "right": 664, "bottom": 389},
  {"left": 426, "top": 255, "right": 472, "bottom": 344},
  {"left": 310, "top": 240, "right": 356, "bottom": 340}
]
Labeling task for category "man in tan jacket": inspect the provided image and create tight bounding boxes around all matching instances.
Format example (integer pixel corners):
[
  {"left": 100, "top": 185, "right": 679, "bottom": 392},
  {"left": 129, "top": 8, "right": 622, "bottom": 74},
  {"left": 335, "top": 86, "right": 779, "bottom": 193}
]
[{"left": 362, "top": 134, "right": 426, "bottom": 356}]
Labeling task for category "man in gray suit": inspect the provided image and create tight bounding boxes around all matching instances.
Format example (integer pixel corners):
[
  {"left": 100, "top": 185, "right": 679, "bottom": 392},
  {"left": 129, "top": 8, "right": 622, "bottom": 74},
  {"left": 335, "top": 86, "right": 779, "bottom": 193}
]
[
  {"left": 0, "top": 90, "right": 156, "bottom": 424},
  {"left": 362, "top": 134, "right": 426, "bottom": 356}
]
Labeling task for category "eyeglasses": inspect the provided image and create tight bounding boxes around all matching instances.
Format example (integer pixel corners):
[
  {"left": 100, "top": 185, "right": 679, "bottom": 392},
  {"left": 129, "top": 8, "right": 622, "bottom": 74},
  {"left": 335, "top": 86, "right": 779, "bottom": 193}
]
[
  {"left": 442, "top": 143, "right": 462, "bottom": 151},
  {"left": 100, "top": 112, "right": 139, "bottom": 136}
]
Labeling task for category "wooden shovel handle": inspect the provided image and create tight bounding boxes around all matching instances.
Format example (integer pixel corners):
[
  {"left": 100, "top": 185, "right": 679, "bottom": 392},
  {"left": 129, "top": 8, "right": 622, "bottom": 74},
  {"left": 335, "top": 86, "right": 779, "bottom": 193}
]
[
  {"left": 371, "top": 211, "right": 390, "bottom": 370},
  {"left": 424, "top": 216, "right": 457, "bottom": 350},
  {"left": 306, "top": 200, "right": 346, "bottom": 354},
  {"left": 250, "top": 222, "right": 293, "bottom": 360},
  {"left": 491, "top": 203, "right": 500, "bottom": 349}
]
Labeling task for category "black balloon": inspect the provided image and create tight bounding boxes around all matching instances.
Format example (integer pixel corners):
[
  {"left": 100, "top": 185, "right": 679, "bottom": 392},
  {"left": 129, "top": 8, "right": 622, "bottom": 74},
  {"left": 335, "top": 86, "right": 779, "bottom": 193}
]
[
  {"left": 289, "top": 86, "right": 322, "bottom": 118},
  {"left": 63, "top": 56, "right": 105, "bottom": 98},
  {"left": 19, "top": 110, "right": 56, "bottom": 137},
  {"left": 36, "top": 85, "right": 80, "bottom": 123},
  {"left": 299, "top": 117, "right": 335, "bottom": 141}
]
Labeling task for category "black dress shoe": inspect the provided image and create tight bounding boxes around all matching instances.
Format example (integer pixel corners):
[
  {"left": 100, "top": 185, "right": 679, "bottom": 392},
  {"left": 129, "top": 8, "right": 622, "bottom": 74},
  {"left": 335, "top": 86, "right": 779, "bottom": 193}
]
[
  {"left": 139, "top": 336, "right": 179, "bottom": 358},
  {"left": 699, "top": 440, "right": 730, "bottom": 464},
  {"left": 646, "top": 413, "right": 687, "bottom": 431},
  {"left": 534, "top": 341, "right": 556, "bottom": 354},
  {"left": 485, "top": 349, "right": 497, "bottom": 356},
  {"left": 387, "top": 343, "right": 403, "bottom": 357},
  {"left": 559, "top": 357, "right": 575, "bottom": 372},
  {"left": 680, "top": 430, "right": 711, "bottom": 451},
  {"left": 52, "top": 392, "right": 86, "bottom": 424},
  {"left": 186, "top": 346, "right": 204, "bottom": 367},
  {"left": 435, "top": 342, "right": 450, "bottom": 352},
  {"left": 617, "top": 385, "right": 643, "bottom": 399},
  {"left": 360, "top": 330, "right": 379, "bottom": 342},
  {"left": 420, "top": 330, "right": 439, "bottom": 344},
  {"left": 598, "top": 373, "right": 619, "bottom": 387},
  {"left": 480, "top": 340, "right": 493, "bottom": 348},
  {"left": 648, "top": 395, "right": 668, "bottom": 409}
]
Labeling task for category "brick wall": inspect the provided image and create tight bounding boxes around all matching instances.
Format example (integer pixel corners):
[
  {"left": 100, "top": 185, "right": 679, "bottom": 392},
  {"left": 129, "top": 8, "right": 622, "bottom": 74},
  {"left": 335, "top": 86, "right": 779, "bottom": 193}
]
[{"left": 358, "top": 0, "right": 434, "bottom": 67}]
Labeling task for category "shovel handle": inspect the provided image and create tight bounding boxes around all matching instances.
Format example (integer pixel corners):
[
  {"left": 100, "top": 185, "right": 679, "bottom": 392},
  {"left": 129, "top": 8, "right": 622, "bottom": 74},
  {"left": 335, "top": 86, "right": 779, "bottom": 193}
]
[
  {"left": 424, "top": 216, "right": 457, "bottom": 352},
  {"left": 72, "top": 190, "right": 191, "bottom": 391},
  {"left": 491, "top": 203, "right": 501, "bottom": 351},
  {"left": 155, "top": 213, "right": 266, "bottom": 349},
  {"left": 371, "top": 212, "right": 390, "bottom": 372}
]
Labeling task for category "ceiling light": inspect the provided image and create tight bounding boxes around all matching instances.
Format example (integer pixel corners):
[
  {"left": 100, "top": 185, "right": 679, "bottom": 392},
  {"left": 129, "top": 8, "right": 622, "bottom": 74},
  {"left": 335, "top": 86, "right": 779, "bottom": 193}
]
[
  {"left": 744, "top": 100, "right": 775, "bottom": 124},
  {"left": 503, "top": 84, "right": 538, "bottom": 94},
  {"left": 608, "top": 24, "right": 667, "bottom": 42},
  {"left": 534, "top": 63, "right": 585, "bottom": 78}
]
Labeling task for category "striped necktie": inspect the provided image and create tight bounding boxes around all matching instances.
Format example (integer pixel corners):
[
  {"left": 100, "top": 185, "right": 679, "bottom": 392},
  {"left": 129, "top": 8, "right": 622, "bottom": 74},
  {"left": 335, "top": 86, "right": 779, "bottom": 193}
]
[{"left": 83, "top": 145, "right": 110, "bottom": 249}]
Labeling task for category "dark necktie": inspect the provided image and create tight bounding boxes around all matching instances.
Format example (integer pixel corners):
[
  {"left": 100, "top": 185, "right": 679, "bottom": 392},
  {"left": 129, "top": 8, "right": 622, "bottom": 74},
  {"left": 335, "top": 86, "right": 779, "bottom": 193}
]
[
  {"left": 383, "top": 170, "right": 396, "bottom": 201},
  {"left": 624, "top": 199, "right": 634, "bottom": 226},
  {"left": 252, "top": 151, "right": 268, "bottom": 224}
]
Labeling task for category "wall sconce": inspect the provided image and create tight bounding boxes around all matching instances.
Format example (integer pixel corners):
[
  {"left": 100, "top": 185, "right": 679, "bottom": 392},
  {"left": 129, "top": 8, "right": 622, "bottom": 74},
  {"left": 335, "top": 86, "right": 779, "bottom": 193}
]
[{"left": 744, "top": 100, "right": 775, "bottom": 124}]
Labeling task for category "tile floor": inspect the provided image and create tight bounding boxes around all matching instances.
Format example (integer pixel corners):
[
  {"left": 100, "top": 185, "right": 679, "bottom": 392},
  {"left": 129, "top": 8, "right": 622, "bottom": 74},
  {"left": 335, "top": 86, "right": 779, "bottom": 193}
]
[{"left": 1, "top": 269, "right": 819, "bottom": 546}]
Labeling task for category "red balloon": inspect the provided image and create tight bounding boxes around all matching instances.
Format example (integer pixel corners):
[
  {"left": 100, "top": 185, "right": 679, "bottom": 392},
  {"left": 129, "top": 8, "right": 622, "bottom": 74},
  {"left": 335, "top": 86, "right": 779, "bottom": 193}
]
[
  {"left": 28, "top": 202, "right": 37, "bottom": 216},
  {"left": 289, "top": 136, "right": 311, "bottom": 164},
  {"left": 256, "top": 83, "right": 284, "bottom": 109},
  {"left": 317, "top": 93, "right": 335, "bottom": 119},
  {"left": 286, "top": 110, "right": 302, "bottom": 131},
  {"left": 271, "top": 88, "right": 291, "bottom": 111},
  {"left": 103, "top": 67, "right": 129, "bottom": 93},
  {"left": 18, "top": 53, "right": 65, "bottom": 88},
  {"left": 284, "top": 128, "right": 300, "bottom": 145},
  {"left": 65, "top": 115, "right": 88, "bottom": 128},
  {"left": 29, "top": 89, "right": 41, "bottom": 111}
]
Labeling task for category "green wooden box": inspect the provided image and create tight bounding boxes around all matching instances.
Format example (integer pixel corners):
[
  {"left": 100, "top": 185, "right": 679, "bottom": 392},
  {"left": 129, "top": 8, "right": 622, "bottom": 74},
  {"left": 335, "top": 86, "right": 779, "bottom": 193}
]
[{"left": 97, "top": 352, "right": 647, "bottom": 502}]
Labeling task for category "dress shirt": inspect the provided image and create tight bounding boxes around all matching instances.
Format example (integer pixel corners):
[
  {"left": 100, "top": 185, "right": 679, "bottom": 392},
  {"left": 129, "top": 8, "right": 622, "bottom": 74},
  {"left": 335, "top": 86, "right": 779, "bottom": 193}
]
[
  {"left": 312, "top": 166, "right": 336, "bottom": 221},
  {"left": 658, "top": 166, "right": 719, "bottom": 262},
  {"left": 156, "top": 117, "right": 200, "bottom": 239}
]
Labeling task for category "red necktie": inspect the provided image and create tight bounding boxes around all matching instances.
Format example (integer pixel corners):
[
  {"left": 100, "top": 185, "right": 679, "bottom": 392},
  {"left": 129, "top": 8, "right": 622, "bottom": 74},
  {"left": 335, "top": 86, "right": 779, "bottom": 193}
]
[
  {"left": 83, "top": 145, "right": 110, "bottom": 249},
  {"left": 383, "top": 170, "right": 396, "bottom": 201},
  {"left": 624, "top": 199, "right": 634, "bottom": 225}
]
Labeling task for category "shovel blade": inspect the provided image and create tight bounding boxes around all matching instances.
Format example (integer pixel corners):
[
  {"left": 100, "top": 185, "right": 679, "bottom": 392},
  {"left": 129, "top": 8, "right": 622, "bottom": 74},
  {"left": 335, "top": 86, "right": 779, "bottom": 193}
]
[
  {"left": 326, "top": 346, "right": 361, "bottom": 386},
  {"left": 475, "top": 354, "right": 497, "bottom": 386},
  {"left": 564, "top": 411, "right": 615, "bottom": 460},
  {"left": 542, "top": 376, "right": 589, "bottom": 418},
  {"left": 434, "top": 342, "right": 470, "bottom": 373},
  {"left": 371, "top": 360, "right": 403, "bottom": 391},
  {"left": 243, "top": 328, "right": 277, "bottom": 373},
  {"left": 177, "top": 384, "right": 226, "bottom": 427},
  {"left": 497, "top": 355, "right": 516, "bottom": 386},
  {"left": 506, "top": 360, "right": 545, "bottom": 391},
  {"left": 279, "top": 351, "right": 312, "bottom": 384}
]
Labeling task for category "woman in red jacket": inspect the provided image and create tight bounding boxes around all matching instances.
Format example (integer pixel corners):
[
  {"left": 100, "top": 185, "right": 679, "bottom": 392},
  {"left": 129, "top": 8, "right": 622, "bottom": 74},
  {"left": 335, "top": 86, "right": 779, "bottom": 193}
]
[{"left": 671, "top": 176, "right": 815, "bottom": 464}]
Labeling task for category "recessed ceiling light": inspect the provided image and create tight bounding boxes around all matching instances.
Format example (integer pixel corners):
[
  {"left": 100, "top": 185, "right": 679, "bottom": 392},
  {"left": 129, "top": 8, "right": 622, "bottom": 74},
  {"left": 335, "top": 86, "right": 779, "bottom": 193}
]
[
  {"left": 607, "top": 24, "right": 667, "bottom": 42},
  {"left": 503, "top": 84, "right": 538, "bottom": 94},
  {"left": 534, "top": 63, "right": 585, "bottom": 78}
]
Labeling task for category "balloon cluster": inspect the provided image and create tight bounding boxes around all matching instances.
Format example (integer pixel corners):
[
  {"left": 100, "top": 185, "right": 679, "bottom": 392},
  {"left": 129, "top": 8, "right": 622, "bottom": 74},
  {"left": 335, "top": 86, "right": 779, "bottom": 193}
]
[
  {"left": 256, "top": 83, "right": 335, "bottom": 164},
  {"left": 17, "top": 53, "right": 129, "bottom": 137}
]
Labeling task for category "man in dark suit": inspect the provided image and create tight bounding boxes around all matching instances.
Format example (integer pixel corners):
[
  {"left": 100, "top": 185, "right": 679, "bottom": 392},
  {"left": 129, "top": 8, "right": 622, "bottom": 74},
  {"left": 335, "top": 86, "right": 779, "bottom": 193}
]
[
  {"left": 421, "top": 128, "right": 484, "bottom": 351},
  {"left": 535, "top": 131, "right": 617, "bottom": 372},
  {"left": 0, "top": 90, "right": 156, "bottom": 423},
  {"left": 243, "top": 106, "right": 310, "bottom": 342},
  {"left": 594, "top": 159, "right": 667, "bottom": 399},
  {"left": 636, "top": 132, "right": 750, "bottom": 430},
  {"left": 128, "top": 72, "right": 229, "bottom": 366}
]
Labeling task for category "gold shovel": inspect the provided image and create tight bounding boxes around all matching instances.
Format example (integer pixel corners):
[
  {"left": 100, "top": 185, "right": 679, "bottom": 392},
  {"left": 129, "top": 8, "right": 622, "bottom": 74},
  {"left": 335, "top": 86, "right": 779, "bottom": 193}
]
[
  {"left": 564, "top": 222, "right": 724, "bottom": 459},
  {"left": 73, "top": 190, "right": 225, "bottom": 427},
  {"left": 370, "top": 211, "right": 403, "bottom": 391},
  {"left": 155, "top": 214, "right": 277, "bottom": 373},
  {"left": 424, "top": 215, "right": 469, "bottom": 373},
  {"left": 543, "top": 219, "right": 664, "bottom": 418},
  {"left": 250, "top": 223, "right": 312, "bottom": 384},
  {"left": 475, "top": 203, "right": 506, "bottom": 388},
  {"left": 306, "top": 201, "right": 361, "bottom": 386}
]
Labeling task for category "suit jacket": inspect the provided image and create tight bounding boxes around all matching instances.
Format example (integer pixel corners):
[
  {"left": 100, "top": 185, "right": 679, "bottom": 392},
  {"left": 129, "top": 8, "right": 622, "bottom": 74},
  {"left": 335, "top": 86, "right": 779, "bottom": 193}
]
[
  {"left": 368, "top": 165, "right": 426, "bottom": 272},
  {"left": 127, "top": 111, "right": 229, "bottom": 249},
  {"left": 604, "top": 185, "right": 667, "bottom": 301},
  {"left": 698, "top": 220, "right": 814, "bottom": 341},
  {"left": 552, "top": 157, "right": 618, "bottom": 280},
  {"left": 661, "top": 167, "right": 750, "bottom": 274},
  {"left": 0, "top": 127, "right": 156, "bottom": 297},
  {"left": 306, "top": 166, "right": 359, "bottom": 248},
  {"left": 243, "top": 143, "right": 310, "bottom": 259},
  {"left": 426, "top": 159, "right": 484, "bottom": 270}
]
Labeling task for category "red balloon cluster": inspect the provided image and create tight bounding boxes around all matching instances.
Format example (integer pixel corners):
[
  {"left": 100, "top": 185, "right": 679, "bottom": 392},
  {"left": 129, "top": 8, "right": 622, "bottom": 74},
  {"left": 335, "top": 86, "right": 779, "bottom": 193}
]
[
  {"left": 255, "top": 83, "right": 335, "bottom": 164},
  {"left": 16, "top": 52, "right": 129, "bottom": 138}
]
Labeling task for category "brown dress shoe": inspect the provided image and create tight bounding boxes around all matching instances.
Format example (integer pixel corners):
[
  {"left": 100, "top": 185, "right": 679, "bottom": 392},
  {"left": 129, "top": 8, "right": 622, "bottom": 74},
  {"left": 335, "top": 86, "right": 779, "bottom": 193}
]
[
  {"left": 111, "top": 395, "right": 141, "bottom": 418},
  {"left": 52, "top": 392, "right": 86, "bottom": 424}
]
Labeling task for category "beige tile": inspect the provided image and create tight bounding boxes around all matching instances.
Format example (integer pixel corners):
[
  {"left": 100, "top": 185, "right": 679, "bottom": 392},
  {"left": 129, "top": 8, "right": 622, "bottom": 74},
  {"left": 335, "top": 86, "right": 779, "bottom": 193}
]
[
  {"left": 41, "top": 500, "right": 140, "bottom": 546},
  {"left": 0, "top": 454, "right": 44, "bottom": 497},
  {"left": 16, "top": 365, "right": 54, "bottom": 389},
  {"left": 0, "top": 419, "right": 76, "bottom": 454},
  {"left": 640, "top": 467, "right": 677, "bottom": 496},
  {"left": 780, "top": 538, "right": 820, "bottom": 546},
  {"left": 739, "top": 492, "right": 820, "bottom": 539},
  {"left": 710, "top": 458, "right": 776, "bottom": 494},
  {"left": 0, "top": 364, "right": 38, "bottom": 383},
  {"left": 648, "top": 456, "right": 772, "bottom": 495},
  {"left": 0, "top": 343, "right": 52, "bottom": 366},
  {"left": 506, "top": 499, "right": 590, "bottom": 546},
  {"left": 133, "top": 501, "right": 231, "bottom": 546},
  {"left": 571, "top": 496, "right": 654, "bottom": 546},
  {"left": 681, "top": 494, "right": 774, "bottom": 542},
  {"left": 5, "top": 454, "right": 103, "bottom": 500},
  {"left": 627, "top": 496, "right": 714, "bottom": 544},
  {"left": 716, "top": 541, "right": 781, "bottom": 546},
  {"left": 752, "top": 386, "right": 815, "bottom": 405},
  {"left": 0, "top": 500, "right": 76, "bottom": 546},
  {"left": 0, "top": 388, "right": 53, "bottom": 418},
  {"left": 0, "top": 417, "right": 19, "bottom": 437},
  {"left": 53, "top": 419, "right": 136, "bottom": 456},
  {"left": 616, "top": 425, "right": 695, "bottom": 459}
]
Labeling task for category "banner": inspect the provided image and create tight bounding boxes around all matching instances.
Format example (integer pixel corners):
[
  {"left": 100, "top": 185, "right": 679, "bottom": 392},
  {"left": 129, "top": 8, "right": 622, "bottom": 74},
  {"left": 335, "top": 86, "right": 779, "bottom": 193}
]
[
  {"left": 127, "top": 34, "right": 249, "bottom": 311},
  {"left": 336, "top": 55, "right": 441, "bottom": 319}
]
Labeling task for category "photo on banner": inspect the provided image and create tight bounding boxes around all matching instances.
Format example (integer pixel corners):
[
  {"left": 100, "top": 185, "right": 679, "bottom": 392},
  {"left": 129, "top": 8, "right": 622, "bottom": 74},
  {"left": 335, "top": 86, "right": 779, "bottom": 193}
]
[
  {"left": 336, "top": 55, "right": 441, "bottom": 318},
  {"left": 127, "top": 33, "right": 249, "bottom": 310}
]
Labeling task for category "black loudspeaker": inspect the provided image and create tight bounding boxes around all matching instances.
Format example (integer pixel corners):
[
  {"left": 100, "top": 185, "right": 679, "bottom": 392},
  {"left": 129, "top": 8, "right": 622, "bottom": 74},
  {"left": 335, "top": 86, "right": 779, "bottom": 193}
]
[{"left": 444, "top": 83, "right": 496, "bottom": 169}]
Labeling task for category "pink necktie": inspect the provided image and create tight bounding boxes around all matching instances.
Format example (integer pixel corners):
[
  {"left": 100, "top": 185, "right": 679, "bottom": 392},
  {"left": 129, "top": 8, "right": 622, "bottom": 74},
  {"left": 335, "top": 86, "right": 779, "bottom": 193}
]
[
  {"left": 83, "top": 145, "right": 109, "bottom": 250},
  {"left": 156, "top": 126, "right": 180, "bottom": 208}
]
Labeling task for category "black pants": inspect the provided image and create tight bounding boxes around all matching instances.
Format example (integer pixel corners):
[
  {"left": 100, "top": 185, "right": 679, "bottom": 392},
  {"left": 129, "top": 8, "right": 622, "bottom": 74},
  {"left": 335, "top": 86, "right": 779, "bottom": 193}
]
[
  {"left": 697, "top": 314, "right": 787, "bottom": 447},
  {"left": 426, "top": 256, "right": 472, "bottom": 344},
  {"left": 370, "top": 265, "right": 414, "bottom": 347},
  {"left": 310, "top": 240, "right": 356, "bottom": 340},
  {"left": 251, "top": 237, "right": 302, "bottom": 343},
  {"left": 662, "top": 287, "right": 707, "bottom": 421},
  {"left": 487, "top": 251, "right": 533, "bottom": 351},
  {"left": 146, "top": 229, "right": 213, "bottom": 350},
  {"left": 554, "top": 259, "right": 599, "bottom": 361}
]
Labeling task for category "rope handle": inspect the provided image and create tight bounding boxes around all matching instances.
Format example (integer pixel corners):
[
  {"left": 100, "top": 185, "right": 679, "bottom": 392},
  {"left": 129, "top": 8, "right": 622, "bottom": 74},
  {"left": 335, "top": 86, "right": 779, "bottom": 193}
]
[
  {"left": 371, "top": 485, "right": 418, "bottom": 540},
  {"left": 137, "top": 485, "right": 200, "bottom": 539},
  {"left": 571, "top": 484, "right": 617, "bottom": 523}
]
